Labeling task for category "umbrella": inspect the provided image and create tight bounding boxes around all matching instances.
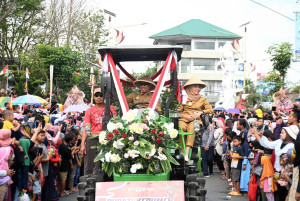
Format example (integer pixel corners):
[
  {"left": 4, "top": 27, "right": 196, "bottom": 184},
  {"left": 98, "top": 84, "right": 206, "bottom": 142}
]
[
  {"left": 13, "top": 94, "right": 48, "bottom": 105},
  {"left": 214, "top": 107, "right": 226, "bottom": 111},
  {"left": 64, "top": 104, "right": 90, "bottom": 113},
  {"left": 0, "top": 97, "right": 12, "bottom": 107},
  {"left": 226, "top": 108, "right": 240, "bottom": 114},
  {"left": 236, "top": 105, "right": 246, "bottom": 110}
]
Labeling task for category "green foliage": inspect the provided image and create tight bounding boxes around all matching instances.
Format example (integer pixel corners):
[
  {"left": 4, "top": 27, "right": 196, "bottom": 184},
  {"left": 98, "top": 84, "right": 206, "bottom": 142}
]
[
  {"left": 35, "top": 45, "right": 84, "bottom": 102},
  {"left": 161, "top": 86, "right": 179, "bottom": 115},
  {"left": 244, "top": 79, "right": 269, "bottom": 110},
  {"left": 266, "top": 42, "right": 293, "bottom": 83},
  {"left": 123, "top": 64, "right": 158, "bottom": 97},
  {"left": 259, "top": 71, "right": 284, "bottom": 96}
]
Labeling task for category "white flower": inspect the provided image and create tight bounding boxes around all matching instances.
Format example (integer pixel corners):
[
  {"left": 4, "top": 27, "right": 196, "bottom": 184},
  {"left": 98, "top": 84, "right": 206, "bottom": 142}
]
[
  {"left": 130, "top": 167, "right": 137, "bottom": 173},
  {"left": 146, "top": 109, "right": 156, "bottom": 121},
  {"left": 155, "top": 153, "right": 167, "bottom": 161},
  {"left": 122, "top": 109, "right": 138, "bottom": 122},
  {"left": 124, "top": 153, "right": 129, "bottom": 158},
  {"left": 110, "top": 154, "right": 121, "bottom": 163},
  {"left": 100, "top": 139, "right": 108, "bottom": 145},
  {"left": 113, "top": 139, "right": 125, "bottom": 149},
  {"left": 127, "top": 150, "right": 140, "bottom": 158},
  {"left": 99, "top": 131, "right": 107, "bottom": 141},
  {"left": 128, "top": 136, "right": 134, "bottom": 141},
  {"left": 149, "top": 148, "right": 156, "bottom": 157},
  {"left": 141, "top": 124, "right": 149, "bottom": 131},
  {"left": 107, "top": 122, "right": 117, "bottom": 132},
  {"left": 116, "top": 122, "right": 124, "bottom": 129},
  {"left": 133, "top": 141, "right": 140, "bottom": 146},
  {"left": 105, "top": 152, "right": 112, "bottom": 162},
  {"left": 169, "top": 129, "right": 178, "bottom": 139},
  {"left": 130, "top": 163, "right": 142, "bottom": 173}
]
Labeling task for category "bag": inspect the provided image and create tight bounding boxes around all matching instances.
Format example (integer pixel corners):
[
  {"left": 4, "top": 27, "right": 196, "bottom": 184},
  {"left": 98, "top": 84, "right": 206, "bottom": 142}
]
[
  {"left": 17, "top": 192, "right": 30, "bottom": 201},
  {"left": 254, "top": 165, "right": 263, "bottom": 176},
  {"left": 253, "top": 152, "right": 262, "bottom": 166},
  {"left": 248, "top": 174, "right": 258, "bottom": 201}
]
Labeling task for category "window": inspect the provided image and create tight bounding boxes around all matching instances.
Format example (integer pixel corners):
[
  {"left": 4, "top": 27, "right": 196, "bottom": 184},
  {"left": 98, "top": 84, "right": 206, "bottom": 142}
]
[
  {"left": 192, "top": 59, "right": 215, "bottom": 71},
  {"left": 177, "top": 43, "right": 191, "bottom": 51},
  {"left": 180, "top": 59, "right": 190, "bottom": 73},
  {"left": 194, "top": 41, "right": 215, "bottom": 50},
  {"left": 218, "top": 41, "right": 226, "bottom": 48}
]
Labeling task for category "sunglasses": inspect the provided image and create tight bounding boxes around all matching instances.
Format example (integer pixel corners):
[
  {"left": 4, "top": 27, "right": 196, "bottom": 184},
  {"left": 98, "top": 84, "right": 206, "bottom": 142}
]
[
  {"left": 94, "top": 92, "right": 103, "bottom": 97},
  {"left": 140, "top": 82, "right": 150, "bottom": 86}
]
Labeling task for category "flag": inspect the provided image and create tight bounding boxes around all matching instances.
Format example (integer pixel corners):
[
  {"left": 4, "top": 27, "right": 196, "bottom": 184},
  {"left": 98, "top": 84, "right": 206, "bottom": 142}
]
[
  {"left": 25, "top": 82, "right": 28, "bottom": 93},
  {"left": 10, "top": 95, "right": 13, "bottom": 111},
  {"left": 0, "top": 65, "right": 8, "bottom": 75},
  {"left": 26, "top": 68, "right": 29, "bottom": 79}
]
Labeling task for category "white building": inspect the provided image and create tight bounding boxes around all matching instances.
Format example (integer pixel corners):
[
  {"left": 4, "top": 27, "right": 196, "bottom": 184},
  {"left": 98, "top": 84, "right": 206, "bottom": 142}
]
[{"left": 149, "top": 19, "right": 241, "bottom": 106}]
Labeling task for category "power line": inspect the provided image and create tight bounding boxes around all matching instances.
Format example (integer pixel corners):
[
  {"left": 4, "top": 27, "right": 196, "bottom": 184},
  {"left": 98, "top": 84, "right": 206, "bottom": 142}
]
[{"left": 250, "top": 0, "right": 295, "bottom": 22}]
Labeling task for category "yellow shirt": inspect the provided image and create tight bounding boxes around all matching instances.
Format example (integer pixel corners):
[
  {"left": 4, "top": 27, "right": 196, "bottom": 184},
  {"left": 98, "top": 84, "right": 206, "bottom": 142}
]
[{"left": 3, "top": 120, "right": 14, "bottom": 130}]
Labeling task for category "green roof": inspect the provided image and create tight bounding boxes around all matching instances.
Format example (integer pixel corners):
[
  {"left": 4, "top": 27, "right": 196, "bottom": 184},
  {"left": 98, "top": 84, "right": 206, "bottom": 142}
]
[{"left": 149, "top": 19, "right": 240, "bottom": 38}]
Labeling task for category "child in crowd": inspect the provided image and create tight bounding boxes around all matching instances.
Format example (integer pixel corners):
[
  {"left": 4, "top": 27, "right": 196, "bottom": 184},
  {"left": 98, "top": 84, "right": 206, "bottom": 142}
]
[
  {"left": 0, "top": 146, "right": 14, "bottom": 201},
  {"left": 240, "top": 149, "right": 252, "bottom": 194},
  {"left": 58, "top": 132, "right": 75, "bottom": 196},
  {"left": 229, "top": 135, "right": 244, "bottom": 196}
]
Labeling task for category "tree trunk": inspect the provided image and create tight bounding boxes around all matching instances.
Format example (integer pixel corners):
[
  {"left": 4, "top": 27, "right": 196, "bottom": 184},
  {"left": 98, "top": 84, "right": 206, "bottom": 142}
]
[
  {"left": 1, "top": 0, "right": 7, "bottom": 89},
  {"left": 66, "top": 0, "right": 73, "bottom": 46}
]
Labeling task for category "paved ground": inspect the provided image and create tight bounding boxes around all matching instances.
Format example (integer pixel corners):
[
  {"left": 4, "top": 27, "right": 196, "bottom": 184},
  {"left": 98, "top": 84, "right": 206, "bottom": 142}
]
[
  {"left": 205, "top": 172, "right": 248, "bottom": 201},
  {"left": 60, "top": 170, "right": 249, "bottom": 201}
]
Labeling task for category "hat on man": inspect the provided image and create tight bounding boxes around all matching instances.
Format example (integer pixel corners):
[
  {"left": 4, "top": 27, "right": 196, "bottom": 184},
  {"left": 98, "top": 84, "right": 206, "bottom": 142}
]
[
  {"left": 183, "top": 76, "right": 206, "bottom": 89},
  {"left": 94, "top": 88, "right": 101, "bottom": 95},
  {"left": 283, "top": 125, "right": 299, "bottom": 140},
  {"left": 133, "top": 75, "right": 156, "bottom": 91}
]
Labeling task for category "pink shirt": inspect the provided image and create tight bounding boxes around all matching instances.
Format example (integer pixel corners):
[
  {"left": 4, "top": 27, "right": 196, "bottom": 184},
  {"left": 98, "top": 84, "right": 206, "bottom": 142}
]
[{"left": 83, "top": 105, "right": 117, "bottom": 136}]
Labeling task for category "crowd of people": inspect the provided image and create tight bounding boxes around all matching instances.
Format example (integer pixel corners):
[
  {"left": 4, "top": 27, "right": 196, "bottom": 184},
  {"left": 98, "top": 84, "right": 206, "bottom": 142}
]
[
  {"left": 0, "top": 102, "right": 87, "bottom": 201},
  {"left": 199, "top": 106, "right": 300, "bottom": 201},
  {"left": 1, "top": 73, "right": 300, "bottom": 201}
]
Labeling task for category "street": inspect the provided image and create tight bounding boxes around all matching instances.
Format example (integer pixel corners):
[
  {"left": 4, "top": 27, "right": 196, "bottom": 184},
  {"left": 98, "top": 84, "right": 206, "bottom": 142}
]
[{"left": 60, "top": 171, "right": 249, "bottom": 201}]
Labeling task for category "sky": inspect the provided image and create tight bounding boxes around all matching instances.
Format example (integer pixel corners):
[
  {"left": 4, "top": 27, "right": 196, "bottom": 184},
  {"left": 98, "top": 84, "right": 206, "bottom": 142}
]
[{"left": 87, "top": 0, "right": 300, "bottom": 83}]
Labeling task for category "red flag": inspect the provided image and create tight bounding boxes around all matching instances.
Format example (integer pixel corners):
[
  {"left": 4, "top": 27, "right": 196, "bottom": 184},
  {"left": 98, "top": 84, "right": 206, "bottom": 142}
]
[{"left": 0, "top": 65, "right": 8, "bottom": 75}]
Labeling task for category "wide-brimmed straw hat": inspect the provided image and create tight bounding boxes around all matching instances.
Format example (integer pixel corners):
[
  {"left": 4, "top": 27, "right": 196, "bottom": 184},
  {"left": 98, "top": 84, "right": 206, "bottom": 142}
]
[
  {"left": 133, "top": 75, "right": 156, "bottom": 91},
  {"left": 183, "top": 76, "right": 206, "bottom": 89}
]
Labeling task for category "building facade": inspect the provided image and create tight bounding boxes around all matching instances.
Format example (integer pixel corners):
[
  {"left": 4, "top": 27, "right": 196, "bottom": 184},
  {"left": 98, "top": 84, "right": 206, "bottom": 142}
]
[{"left": 149, "top": 19, "right": 240, "bottom": 106}]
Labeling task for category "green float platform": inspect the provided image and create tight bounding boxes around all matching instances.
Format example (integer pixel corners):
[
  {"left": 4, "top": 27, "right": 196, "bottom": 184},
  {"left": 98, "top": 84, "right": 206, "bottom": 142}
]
[{"left": 113, "top": 171, "right": 170, "bottom": 181}]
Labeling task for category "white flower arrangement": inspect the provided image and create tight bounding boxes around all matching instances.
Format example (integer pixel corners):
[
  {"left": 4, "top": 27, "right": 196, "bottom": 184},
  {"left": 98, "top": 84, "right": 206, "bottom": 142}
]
[{"left": 94, "top": 109, "right": 179, "bottom": 176}]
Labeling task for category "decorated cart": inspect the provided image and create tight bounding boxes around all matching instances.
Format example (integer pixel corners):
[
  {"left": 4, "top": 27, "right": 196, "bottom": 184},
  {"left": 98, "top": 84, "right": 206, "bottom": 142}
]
[{"left": 77, "top": 46, "right": 207, "bottom": 201}]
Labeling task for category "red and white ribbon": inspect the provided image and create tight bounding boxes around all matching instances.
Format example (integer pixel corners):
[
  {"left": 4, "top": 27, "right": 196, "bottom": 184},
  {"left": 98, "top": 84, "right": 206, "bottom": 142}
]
[
  {"left": 103, "top": 53, "right": 129, "bottom": 114},
  {"left": 148, "top": 50, "right": 177, "bottom": 110}
]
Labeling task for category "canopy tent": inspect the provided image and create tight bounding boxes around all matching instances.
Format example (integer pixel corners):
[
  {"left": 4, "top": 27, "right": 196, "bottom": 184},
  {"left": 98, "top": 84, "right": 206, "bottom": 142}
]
[
  {"left": 64, "top": 104, "right": 90, "bottom": 113},
  {"left": 13, "top": 94, "right": 48, "bottom": 105}
]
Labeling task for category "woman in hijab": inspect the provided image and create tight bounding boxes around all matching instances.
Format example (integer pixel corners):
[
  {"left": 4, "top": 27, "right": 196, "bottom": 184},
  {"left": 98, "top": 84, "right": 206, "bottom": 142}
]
[{"left": 178, "top": 76, "right": 213, "bottom": 161}]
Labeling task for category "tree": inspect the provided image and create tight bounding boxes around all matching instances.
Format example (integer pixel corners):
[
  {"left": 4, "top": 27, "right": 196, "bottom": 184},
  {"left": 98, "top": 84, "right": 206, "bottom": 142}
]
[
  {"left": 244, "top": 79, "right": 269, "bottom": 110},
  {"left": 266, "top": 42, "right": 293, "bottom": 83},
  {"left": 35, "top": 45, "right": 84, "bottom": 102}
]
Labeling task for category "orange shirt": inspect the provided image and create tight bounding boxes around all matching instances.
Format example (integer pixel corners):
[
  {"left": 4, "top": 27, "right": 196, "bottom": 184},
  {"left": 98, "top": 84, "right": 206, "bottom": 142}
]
[{"left": 83, "top": 105, "right": 117, "bottom": 136}]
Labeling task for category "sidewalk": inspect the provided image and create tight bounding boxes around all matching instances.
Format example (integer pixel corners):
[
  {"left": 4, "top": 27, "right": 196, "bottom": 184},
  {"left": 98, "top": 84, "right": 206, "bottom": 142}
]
[{"left": 205, "top": 171, "right": 249, "bottom": 201}]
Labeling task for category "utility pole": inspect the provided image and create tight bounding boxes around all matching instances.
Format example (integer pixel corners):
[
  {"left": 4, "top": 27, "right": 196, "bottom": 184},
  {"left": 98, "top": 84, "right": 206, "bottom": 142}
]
[
  {"left": 239, "top": 21, "right": 251, "bottom": 89},
  {"left": 104, "top": 9, "right": 116, "bottom": 46}
]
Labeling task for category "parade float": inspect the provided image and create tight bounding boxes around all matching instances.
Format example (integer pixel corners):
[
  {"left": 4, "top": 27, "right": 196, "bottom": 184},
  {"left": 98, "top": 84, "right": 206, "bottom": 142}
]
[{"left": 77, "top": 46, "right": 207, "bottom": 201}]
